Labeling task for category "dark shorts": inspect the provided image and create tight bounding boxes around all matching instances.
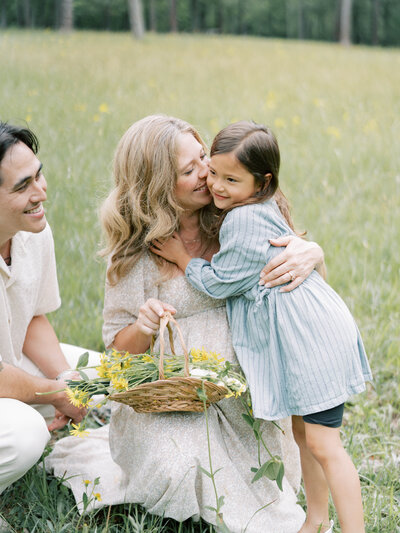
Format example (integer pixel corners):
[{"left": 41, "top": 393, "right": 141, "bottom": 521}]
[{"left": 303, "top": 403, "right": 344, "bottom": 428}]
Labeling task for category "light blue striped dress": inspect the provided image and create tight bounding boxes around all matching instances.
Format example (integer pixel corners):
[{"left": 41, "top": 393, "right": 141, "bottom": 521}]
[{"left": 186, "top": 199, "right": 372, "bottom": 420}]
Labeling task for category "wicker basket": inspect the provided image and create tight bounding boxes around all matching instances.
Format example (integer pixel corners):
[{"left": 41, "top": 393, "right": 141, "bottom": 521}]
[{"left": 109, "top": 312, "right": 228, "bottom": 413}]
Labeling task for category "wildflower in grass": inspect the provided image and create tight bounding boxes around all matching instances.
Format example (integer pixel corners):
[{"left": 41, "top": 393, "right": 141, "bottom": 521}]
[
  {"left": 93, "top": 114, "right": 100, "bottom": 122},
  {"left": 98, "top": 103, "right": 109, "bottom": 113},
  {"left": 326, "top": 126, "right": 341, "bottom": 139},
  {"left": 83, "top": 480, "right": 91, "bottom": 487},
  {"left": 313, "top": 97, "right": 324, "bottom": 108},
  {"left": 274, "top": 118, "right": 286, "bottom": 129},
  {"left": 94, "top": 493, "right": 102, "bottom": 502},
  {"left": 363, "top": 119, "right": 377, "bottom": 134},
  {"left": 25, "top": 115, "right": 32, "bottom": 123},
  {"left": 292, "top": 115, "right": 301, "bottom": 126},
  {"left": 264, "top": 90, "right": 277, "bottom": 110},
  {"left": 70, "top": 423, "right": 89, "bottom": 438},
  {"left": 209, "top": 118, "right": 221, "bottom": 135}
]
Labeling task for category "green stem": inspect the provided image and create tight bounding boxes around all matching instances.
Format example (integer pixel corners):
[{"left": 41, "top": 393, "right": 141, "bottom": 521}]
[{"left": 202, "top": 388, "right": 220, "bottom": 512}]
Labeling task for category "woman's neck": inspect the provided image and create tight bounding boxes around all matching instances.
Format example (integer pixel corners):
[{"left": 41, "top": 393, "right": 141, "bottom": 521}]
[{"left": 178, "top": 212, "right": 201, "bottom": 242}]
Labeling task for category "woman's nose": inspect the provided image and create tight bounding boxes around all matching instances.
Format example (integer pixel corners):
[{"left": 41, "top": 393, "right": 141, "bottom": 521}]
[{"left": 199, "top": 159, "right": 209, "bottom": 177}]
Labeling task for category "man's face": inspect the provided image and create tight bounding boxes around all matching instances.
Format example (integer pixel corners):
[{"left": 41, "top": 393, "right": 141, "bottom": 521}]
[{"left": 0, "top": 142, "right": 47, "bottom": 241}]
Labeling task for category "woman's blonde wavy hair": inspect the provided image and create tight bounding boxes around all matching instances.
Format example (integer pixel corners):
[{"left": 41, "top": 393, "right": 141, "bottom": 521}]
[{"left": 100, "top": 115, "right": 216, "bottom": 285}]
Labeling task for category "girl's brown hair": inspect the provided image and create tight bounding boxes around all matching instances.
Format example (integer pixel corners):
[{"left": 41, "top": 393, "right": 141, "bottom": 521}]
[{"left": 210, "top": 120, "right": 295, "bottom": 231}]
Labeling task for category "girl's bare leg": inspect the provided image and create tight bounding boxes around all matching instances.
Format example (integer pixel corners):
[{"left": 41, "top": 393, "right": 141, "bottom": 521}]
[
  {"left": 304, "top": 422, "right": 365, "bottom": 533},
  {"left": 292, "top": 416, "right": 331, "bottom": 533}
]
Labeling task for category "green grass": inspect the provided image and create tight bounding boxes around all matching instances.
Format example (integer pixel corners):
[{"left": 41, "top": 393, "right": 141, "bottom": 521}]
[{"left": 0, "top": 30, "right": 399, "bottom": 532}]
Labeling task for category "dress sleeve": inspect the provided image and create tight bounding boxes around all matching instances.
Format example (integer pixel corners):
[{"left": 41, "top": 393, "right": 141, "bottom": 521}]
[
  {"left": 102, "top": 254, "right": 157, "bottom": 348},
  {"left": 102, "top": 258, "right": 144, "bottom": 348},
  {"left": 186, "top": 204, "right": 281, "bottom": 299}
]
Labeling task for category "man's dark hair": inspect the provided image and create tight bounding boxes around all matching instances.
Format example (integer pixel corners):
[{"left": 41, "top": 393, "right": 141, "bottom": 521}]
[{"left": 0, "top": 122, "right": 39, "bottom": 185}]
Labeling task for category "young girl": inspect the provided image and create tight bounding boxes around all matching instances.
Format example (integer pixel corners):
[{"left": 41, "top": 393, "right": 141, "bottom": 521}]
[{"left": 151, "top": 121, "right": 372, "bottom": 533}]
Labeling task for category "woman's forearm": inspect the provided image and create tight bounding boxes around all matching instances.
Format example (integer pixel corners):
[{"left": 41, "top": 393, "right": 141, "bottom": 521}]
[{"left": 112, "top": 322, "right": 153, "bottom": 354}]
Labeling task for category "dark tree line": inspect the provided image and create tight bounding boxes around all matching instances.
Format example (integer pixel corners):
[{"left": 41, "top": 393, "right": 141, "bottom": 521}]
[{"left": 1, "top": 0, "right": 399, "bottom": 47}]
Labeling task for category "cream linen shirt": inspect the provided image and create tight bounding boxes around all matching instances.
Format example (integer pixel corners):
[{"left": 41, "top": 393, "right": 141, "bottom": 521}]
[{"left": 0, "top": 223, "right": 61, "bottom": 368}]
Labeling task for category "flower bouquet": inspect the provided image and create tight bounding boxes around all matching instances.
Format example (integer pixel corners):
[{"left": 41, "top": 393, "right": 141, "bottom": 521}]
[{"left": 65, "top": 313, "right": 247, "bottom": 417}]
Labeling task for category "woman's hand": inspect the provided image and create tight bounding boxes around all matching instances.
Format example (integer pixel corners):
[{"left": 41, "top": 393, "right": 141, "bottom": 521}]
[
  {"left": 150, "top": 233, "right": 192, "bottom": 272},
  {"left": 259, "top": 236, "right": 325, "bottom": 292},
  {"left": 136, "top": 298, "right": 177, "bottom": 337},
  {"left": 113, "top": 298, "right": 177, "bottom": 354}
]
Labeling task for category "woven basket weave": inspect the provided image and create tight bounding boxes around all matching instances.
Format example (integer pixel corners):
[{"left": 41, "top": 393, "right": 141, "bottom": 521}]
[{"left": 110, "top": 312, "right": 227, "bottom": 413}]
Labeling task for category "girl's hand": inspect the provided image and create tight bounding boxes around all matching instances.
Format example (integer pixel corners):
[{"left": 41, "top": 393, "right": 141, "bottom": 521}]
[
  {"left": 259, "top": 236, "right": 325, "bottom": 292},
  {"left": 150, "top": 233, "right": 192, "bottom": 271},
  {"left": 136, "top": 298, "right": 177, "bottom": 337}
]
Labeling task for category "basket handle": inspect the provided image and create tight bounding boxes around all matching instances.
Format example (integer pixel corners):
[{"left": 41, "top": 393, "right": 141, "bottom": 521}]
[{"left": 157, "top": 312, "right": 190, "bottom": 380}]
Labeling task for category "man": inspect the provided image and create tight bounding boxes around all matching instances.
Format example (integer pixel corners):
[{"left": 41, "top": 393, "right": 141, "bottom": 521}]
[{"left": 0, "top": 122, "right": 87, "bottom": 499}]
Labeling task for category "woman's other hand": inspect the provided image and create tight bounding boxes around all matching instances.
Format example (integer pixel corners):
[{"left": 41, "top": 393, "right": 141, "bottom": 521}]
[
  {"left": 136, "top": 298, "right": 177, "bottom": 336},
  {"left": 113, "top": 298, "right": 177, "bottom": 354},
  {"left": 259, "top": 236, "right": 325, "bottom": 292}
]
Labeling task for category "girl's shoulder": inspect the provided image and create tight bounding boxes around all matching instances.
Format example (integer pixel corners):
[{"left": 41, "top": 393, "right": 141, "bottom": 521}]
[
  {"left": 222, "top": 199, "right": 292, "bottom": 236},
  {"left": 224, "top": 199, "right": 281, "bottom": 224}
]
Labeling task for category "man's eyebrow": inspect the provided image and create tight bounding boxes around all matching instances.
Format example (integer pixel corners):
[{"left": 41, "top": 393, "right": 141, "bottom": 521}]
[{"left": 11, "top": 162, "right": 42, "bottom": 192}]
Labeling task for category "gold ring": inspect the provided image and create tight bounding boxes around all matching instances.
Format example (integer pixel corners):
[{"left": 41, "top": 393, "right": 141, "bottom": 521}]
[{"left": 289, "top": 270, "right": 295, "bottom": 281}]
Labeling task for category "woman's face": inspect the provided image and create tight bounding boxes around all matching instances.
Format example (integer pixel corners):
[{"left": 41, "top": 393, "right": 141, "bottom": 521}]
[{"left": 175, "top": 133, "right": 212, "bottom": 213}]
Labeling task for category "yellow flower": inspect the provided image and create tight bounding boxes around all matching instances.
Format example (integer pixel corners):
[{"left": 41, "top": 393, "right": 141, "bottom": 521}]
[
  {"left": 313, "top": 98, "right": 324, "bottom": 108},
  {"left": 83, "top": 479, "right": 91, "bottom": 487},
  {"left": 274, "top": 118, "right": 286, "bottom": 129},
  {"left": 94, "top": 492, "right": 102, "bottom": 502},
  {"left": 70, "top": 423, "right": 89, "bottom": 438},
  {"left": 326, "top": 126, "right": 341, "bottom": 139},
  {"left": 93, "top": 114, "right": 100, "bottom": 122},
  {"left": 66, "top": 387, "right": 88, "bottom": 407},
  {"left": 111, "top": 376, "right": 129, "bottom": 391},
  {"left": 98, "top": 103, "right": 109, "bottom": 113},
  {"left": 292, "top": 115, "right": 301, "bottom": 126},
  {"left": 142, "top": 355, "right": 154, "bottom": 364},
  {"left": 363, "top": 119, "right": 377, "bottom": 134},
  {"left": 264, "top": 90, "right": 277, "bottom": 110},
  {"left": 25, "top": 114, "right": 32, "bottom": 123}
]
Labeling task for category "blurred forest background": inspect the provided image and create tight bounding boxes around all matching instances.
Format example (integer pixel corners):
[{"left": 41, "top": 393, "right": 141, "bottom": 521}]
[{"left": 1, "top": 0, "right": 400, "bottom": 47}]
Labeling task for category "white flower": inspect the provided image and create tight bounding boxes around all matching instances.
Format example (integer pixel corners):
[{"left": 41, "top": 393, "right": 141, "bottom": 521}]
[{"left": 190, "top": 368, "right": 218, "bottom": 379}]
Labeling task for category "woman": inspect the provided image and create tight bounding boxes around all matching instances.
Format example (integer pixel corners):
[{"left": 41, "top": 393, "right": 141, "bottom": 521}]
[{"left": 47, "top": 115, "right": 324, "bottom": 532}]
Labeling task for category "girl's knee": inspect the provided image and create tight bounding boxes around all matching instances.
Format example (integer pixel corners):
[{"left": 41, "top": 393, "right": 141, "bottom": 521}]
[{"left": 304, "top": 424, "right": 343, "bottom": 465}]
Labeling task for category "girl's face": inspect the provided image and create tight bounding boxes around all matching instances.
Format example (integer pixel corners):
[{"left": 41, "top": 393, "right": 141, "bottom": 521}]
[
  {"left": 208, "top": 152, "right": 260, "bottom": 209},
  {"left": 175, "top": 133, "right": 211, "bottom": 212}
]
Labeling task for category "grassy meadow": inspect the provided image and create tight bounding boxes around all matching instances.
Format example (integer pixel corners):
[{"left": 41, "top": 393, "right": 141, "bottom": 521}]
[{"left": 0, "top": 29, "right": 399, "bottom": 532}]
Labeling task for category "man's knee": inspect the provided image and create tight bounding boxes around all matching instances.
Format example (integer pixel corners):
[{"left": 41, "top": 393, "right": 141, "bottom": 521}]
[{"left": 0, "top": 399, "right": 50, "bottom": 493}]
